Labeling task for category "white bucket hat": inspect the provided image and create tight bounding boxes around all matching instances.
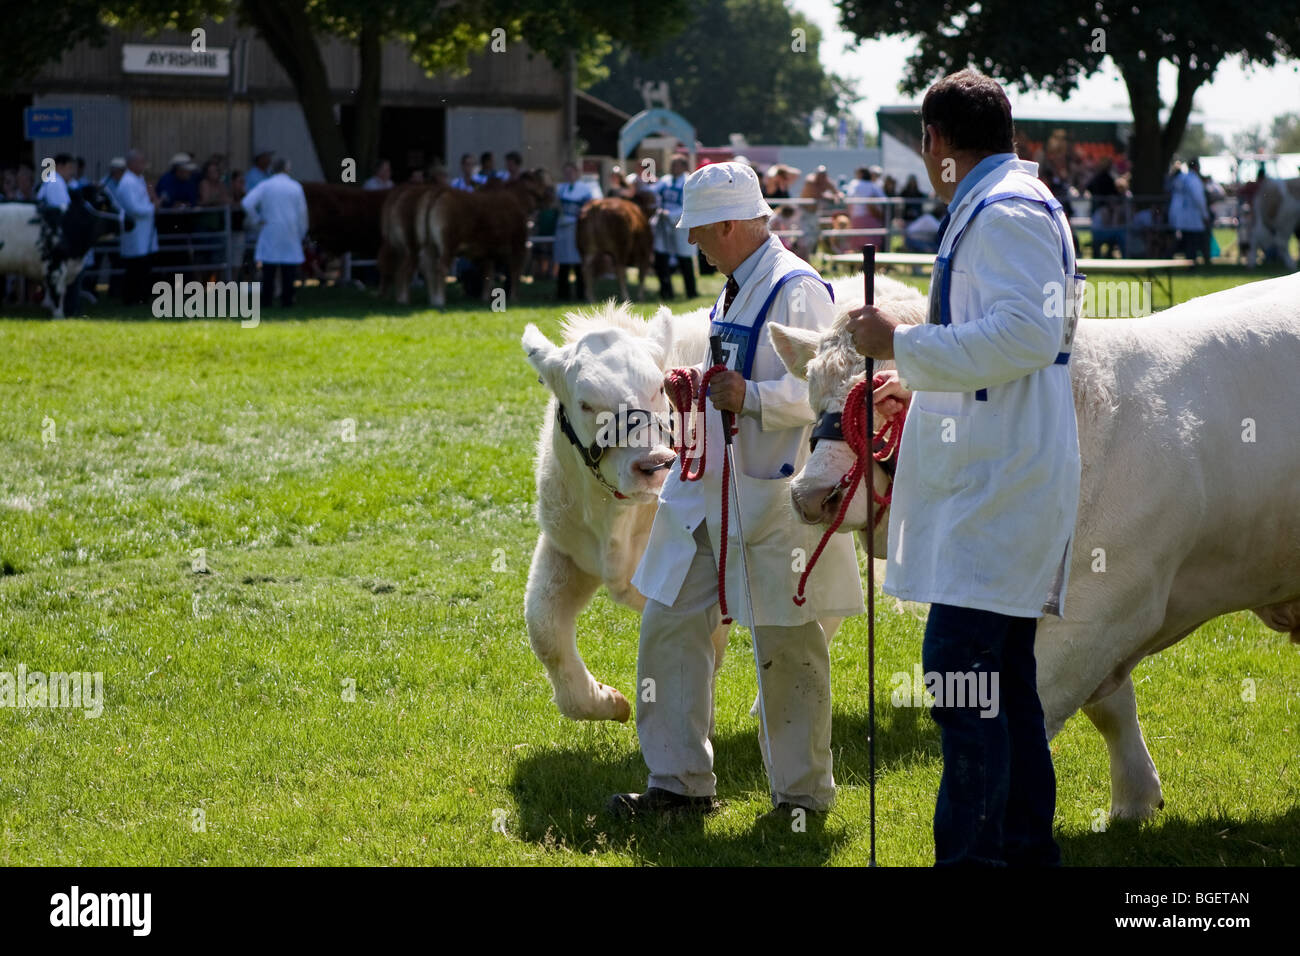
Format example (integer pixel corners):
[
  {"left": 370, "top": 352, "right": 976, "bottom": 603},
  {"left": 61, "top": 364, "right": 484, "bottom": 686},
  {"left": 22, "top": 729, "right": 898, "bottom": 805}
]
[{"left": 677, "top": 162, "right": 774, "bottom": 230}]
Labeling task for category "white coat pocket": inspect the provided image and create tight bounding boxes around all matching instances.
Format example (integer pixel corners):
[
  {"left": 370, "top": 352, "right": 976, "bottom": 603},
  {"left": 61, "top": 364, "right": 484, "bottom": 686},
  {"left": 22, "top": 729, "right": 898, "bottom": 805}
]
[{"left": 911, "top": 409, "right": 973, "bottom": 498}]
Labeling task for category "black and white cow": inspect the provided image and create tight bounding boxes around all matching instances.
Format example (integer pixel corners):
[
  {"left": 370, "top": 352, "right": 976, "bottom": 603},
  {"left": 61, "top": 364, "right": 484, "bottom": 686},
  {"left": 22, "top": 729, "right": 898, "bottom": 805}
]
[{"left": 0, "top": 184, "right": 133, "bottom": 317}]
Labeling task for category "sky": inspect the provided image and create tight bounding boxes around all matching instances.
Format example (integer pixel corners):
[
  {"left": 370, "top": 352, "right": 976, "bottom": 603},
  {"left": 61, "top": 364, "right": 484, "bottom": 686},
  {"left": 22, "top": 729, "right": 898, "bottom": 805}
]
[{"left": 792, "top": 0, "right": 1300, "bottom": 144}]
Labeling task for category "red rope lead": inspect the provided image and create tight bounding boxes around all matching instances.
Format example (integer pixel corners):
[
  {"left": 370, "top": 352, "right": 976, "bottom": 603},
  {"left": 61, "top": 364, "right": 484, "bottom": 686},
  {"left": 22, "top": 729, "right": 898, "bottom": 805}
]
[
  {"left": 793, "top": 374, "right": 905, "bottom": 607},
  {"left": 667, "top": 363, "right": 737, "bottom": 622}
]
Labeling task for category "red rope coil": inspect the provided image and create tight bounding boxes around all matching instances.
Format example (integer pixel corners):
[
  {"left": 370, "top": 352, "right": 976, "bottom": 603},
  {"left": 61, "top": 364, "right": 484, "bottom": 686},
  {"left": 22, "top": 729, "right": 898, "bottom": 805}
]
[{"left": 793, "top": 374, "right": 905, "bottom": 607}]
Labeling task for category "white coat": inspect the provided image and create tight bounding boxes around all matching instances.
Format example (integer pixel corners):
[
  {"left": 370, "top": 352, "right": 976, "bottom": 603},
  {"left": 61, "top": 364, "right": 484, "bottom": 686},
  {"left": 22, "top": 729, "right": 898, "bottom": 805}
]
[
  {"left": 36, "top": 172, "right": 71, "bottom": 210},
  {"left": 888, "top": 158, "right": 1081, "bottom": 618},
  {"left": 632, "top": 235, "right": 865, "bottom": 627},
  {"left": 241, "top": 173, "right": 308, "bottom": 265},
  {"left": 1168, "top": 170, "right": 1209, "bottom": 232},
  {"left": 116, "top": 170, "right": 158, "bottom": 258},
  {"left": 652, "top": 174, "right": 693, "bottom": 258},
  {"left": 554, "top": 179, "right": 601, "bottom": 265}
]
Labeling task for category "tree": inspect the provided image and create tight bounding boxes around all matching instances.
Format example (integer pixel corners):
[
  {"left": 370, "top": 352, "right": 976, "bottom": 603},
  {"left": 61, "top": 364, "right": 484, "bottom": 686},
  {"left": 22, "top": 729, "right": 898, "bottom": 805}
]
[
  {"left": 586, "top": 0, "right": 853, "bottom": 145},
  {"left": 1271, "top": 112, "right": 1300, "bottom": 153},
  {"left": 836, "top": 0, "right": 1300, "bottom": 195},
  {"left": 8, "top": 0, "right": 690, "bottom": 180}
]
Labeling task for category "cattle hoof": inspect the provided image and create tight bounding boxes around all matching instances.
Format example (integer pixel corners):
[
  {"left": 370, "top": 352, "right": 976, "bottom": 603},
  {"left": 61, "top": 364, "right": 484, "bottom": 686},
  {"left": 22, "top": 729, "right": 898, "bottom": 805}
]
[{"left": 606, "top": 687, "right": 631, "bottom": 723}]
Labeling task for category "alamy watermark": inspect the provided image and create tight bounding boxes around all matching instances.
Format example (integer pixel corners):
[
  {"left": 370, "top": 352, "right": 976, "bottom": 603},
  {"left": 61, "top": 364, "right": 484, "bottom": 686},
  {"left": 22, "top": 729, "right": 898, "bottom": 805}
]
[
  {"left": 152, "top": 274, "right": 261, "bottom": 326},
  {"left": 0, "top": 665, "right": 103, "bottom": 718},
  {"left": 890, "top": 663, "right": 1000, "bottom": 719}
]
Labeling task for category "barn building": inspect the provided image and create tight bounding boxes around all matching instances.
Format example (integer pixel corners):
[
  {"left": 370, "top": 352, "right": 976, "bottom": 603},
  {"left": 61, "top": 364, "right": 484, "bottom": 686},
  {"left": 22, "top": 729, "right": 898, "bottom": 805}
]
[{"left": 3, "top": 19, "right": 575, "bottom": 184}]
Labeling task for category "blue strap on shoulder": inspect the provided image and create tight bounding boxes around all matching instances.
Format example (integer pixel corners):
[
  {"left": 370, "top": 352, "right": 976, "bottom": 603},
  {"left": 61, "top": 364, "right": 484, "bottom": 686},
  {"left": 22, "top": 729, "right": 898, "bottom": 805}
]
[{"left": 941, "top": 187, "right": 1079, "bottom": 400}]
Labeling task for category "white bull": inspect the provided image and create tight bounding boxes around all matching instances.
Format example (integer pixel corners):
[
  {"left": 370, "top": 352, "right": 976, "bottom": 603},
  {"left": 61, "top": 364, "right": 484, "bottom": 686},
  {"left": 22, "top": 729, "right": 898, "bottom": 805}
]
[
  {"left": 521, "top": 303, "right": 717, "bottom": 721},
  {"left": 769, "top": 271, "right": 1300, "bottom": 819},
  {"left": 518, "top": 278, "right": 894, "bottom": 722}
]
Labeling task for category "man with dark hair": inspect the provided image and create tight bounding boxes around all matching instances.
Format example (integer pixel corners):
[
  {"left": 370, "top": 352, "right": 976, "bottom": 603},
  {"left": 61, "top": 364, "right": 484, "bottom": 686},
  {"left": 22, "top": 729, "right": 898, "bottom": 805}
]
[
  {"left": 848, "top": 68, "right": 1082, "bottom": 866},
  {"left": 473, "top": 151, "right": 508, "bottom": 186},
  {"left": 241, "top": 156, "right": 307, "bottom": 308},
  {"left": 503, "top": 151, "right": 523, "bottom": 182}
]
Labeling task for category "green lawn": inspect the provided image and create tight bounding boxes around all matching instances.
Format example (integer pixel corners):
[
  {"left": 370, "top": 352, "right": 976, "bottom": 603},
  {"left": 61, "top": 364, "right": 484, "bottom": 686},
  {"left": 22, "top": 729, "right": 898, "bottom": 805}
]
[{"left": 1, "top": 267, "right": 1296, "bottom": 866}]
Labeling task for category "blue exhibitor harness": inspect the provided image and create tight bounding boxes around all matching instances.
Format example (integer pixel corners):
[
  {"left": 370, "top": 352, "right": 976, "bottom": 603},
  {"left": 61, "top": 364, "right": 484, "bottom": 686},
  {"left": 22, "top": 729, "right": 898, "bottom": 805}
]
[
  {"left": 709, "top": 270, "right": 833, "bottom": 377},
  {"left": 930, "top": 181, "right": 1084, "bottom": 401}
]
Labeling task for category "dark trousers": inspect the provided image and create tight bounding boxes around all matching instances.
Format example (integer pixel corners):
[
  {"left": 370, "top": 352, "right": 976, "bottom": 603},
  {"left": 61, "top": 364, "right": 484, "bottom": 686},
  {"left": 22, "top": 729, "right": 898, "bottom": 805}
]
[
  {"left": 654, "top": 251, "right": 697, "bottom": 299},
  {"left": 555, "top": 263, "right": 585, "bottom": 301},
  {"left": 122, "top": 255, "right": 153, "bottom": 306},
  {"left": 923, "top": 603, "right": 1060, "bottom": 867},
  {"left": 260, "top": 263, "right": 298, "bottom": 308}
]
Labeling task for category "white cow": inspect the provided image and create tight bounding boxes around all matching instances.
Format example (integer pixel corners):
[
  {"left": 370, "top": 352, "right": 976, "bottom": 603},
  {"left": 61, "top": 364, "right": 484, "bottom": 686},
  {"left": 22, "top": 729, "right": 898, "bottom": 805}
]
[
  {"left": 769, "top": 272, "right": 1300, "bottom": 819},
  {"left": 519, "top": 276, "right": 901, "bottom": 721},
  {"left": 521, "top": 302, "right": 717, "bottom": 721},
  {"left": 1246, "top": 176, "right": 1300, "bottom": 271}
]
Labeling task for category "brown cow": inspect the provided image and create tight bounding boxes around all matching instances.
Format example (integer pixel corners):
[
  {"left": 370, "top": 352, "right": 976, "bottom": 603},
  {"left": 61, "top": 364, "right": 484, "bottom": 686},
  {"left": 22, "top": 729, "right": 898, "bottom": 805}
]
[
  {"left": 421, "top": 169, "right": 552, "bottom": 308},
  {"left": 577, "top": 198, "right": 653, "bottom": 302},
  {"left": 378, "top": 184, "right": 442, "bottom": 303},
  {"left": 302, "top": 183, "right": 387, "bottom": 259}
]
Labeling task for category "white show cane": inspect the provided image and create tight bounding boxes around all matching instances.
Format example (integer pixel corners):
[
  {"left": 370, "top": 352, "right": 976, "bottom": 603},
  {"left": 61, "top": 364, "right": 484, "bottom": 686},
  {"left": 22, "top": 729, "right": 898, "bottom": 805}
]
[
  {"left": 710, "top": 334, "right": 779, "bottom": 807},
  {"left": 862, "top": 243, "right": 878, "bottom": 866}
]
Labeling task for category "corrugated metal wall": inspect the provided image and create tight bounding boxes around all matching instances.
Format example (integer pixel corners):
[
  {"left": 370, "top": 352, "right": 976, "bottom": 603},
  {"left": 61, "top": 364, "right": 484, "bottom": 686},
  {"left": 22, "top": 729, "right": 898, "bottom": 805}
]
[
  {"left": 522, "top": 109, "right": 565, "bottom": 175},
  {"left": 446, "top": 107, "right": 524, "bottom": 173},
  {"left": 251, "top": 101, "right": 323, "bottom": 182},
  {"left": 130, "top": 98, "right": 250, "bottom": 178},
  {"left": 31, "top": 93, "right": 130, "bottom": 182}
]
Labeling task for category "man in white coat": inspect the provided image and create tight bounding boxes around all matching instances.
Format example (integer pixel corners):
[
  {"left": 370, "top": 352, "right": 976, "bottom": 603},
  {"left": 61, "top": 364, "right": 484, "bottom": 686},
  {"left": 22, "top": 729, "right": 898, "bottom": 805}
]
[
  {"left": 651, "top": 154, "right": 698, "bottom": 300},
  {"left": 610, "top": 162, "right": 865, "bottom": 820},
  {"left": 241, "top": 157, "right": 308, "bottom": 308},
  {"left": 848, "top": 70, "right": 1081, "bottom": 866},
  {"left": 36, "top": 153, "right": 81, "bottom": 315},
  {"left": 553, "top": 161, "right": 601, "bottom": 301},
  {"left": 117, "top": 150, "right": 159, "bottom": 307},
  {"left": 1168, "top": 158, "right": 1210, "bottom": 263}
]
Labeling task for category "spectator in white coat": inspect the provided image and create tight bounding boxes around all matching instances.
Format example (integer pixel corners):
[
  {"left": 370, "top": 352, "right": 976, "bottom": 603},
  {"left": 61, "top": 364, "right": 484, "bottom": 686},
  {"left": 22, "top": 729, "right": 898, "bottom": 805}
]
[
  {"left": 553, "top": 161, "right": 601, "bottom": 300},
  {"left": 118, "top": 149, "right": 159, "bottom": 307},
  {"left": 36, "top": 153, "right": 75, "bottom": 210},
  {"left": 1168, "top": 158, "right": 1210, "bottom": 263},
  {"left": 241, "top": 157, "right": 308, "bottom": 308}
]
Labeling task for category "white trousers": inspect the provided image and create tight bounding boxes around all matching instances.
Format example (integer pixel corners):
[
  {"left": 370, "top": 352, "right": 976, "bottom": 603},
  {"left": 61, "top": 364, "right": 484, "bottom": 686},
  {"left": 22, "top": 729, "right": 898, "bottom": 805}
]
[{"left": 637, "top": 522, "right": 835, "bottom": 809}]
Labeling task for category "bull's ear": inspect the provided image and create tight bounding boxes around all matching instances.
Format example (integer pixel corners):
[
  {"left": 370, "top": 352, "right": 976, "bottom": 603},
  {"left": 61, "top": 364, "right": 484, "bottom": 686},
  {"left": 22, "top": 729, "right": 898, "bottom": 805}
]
[
  {"left": 522, "top": 324, "right": 564, "bottom": 392},
  {"left": 645, "top": 306, "right": 674, "bottom": 371},
  {"left": 768, "top": 322, "right": 821, "bottom": 379}
]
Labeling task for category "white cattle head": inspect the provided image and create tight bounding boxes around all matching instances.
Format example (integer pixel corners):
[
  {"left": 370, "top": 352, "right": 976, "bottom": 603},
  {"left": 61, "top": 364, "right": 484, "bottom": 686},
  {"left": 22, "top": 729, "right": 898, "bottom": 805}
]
[
  {"left": 768, "top": 313, "right": 895, "bottom": 555},
  {"left": 523, "top": 302, "right": 679, "bottom": 502}
]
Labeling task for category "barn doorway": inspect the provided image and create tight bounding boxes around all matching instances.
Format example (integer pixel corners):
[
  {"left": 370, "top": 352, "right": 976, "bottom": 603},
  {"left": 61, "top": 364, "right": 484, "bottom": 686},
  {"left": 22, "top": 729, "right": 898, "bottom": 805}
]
[{"left": 341, "top": 105, "right": 446, "bottom": 183}]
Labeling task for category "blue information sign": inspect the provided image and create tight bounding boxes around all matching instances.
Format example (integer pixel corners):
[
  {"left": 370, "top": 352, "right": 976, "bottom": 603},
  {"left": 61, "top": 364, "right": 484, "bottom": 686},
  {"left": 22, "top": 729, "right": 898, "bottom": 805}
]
[{"left": 24, "top": 107, "right": 73, "bottom": 138}]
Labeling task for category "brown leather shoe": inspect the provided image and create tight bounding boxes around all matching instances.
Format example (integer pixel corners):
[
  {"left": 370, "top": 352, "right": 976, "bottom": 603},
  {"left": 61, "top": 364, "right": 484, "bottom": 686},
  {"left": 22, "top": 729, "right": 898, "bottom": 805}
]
[{"left": 606, "top": 787, "right": 719, "bottom": 820}]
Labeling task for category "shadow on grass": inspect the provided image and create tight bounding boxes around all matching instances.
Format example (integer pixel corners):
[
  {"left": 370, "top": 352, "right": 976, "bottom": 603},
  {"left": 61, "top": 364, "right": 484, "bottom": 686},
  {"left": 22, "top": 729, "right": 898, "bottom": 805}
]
[
  {"left": 1060, "top": 806, "right": 1300, "bottom": 867},
  {"left": 507, "top": 703, "right": 940, "bottom": 866}
]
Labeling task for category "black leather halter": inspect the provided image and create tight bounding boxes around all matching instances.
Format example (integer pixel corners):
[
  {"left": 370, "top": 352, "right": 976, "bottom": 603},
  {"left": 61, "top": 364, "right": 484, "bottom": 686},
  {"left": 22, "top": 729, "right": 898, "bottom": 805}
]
[
  {"left": 556, "top": 403, "right": 624, "bottom": 498},
  {"left": 810, "top": 408, "right": 898, "bottom": 478}
]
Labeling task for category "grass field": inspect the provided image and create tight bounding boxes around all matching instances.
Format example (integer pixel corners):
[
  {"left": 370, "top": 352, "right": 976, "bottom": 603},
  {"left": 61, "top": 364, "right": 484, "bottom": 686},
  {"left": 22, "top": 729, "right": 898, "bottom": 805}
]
[{"left": 1, "top": 263, "right": 1296, "bottom": 866}]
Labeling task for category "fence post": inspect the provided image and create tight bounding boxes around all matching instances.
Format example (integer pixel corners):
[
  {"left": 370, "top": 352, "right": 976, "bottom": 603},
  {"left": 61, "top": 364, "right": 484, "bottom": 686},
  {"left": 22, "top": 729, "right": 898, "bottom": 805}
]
[{"left": 224, "top": 204, "right": 233, "bottom": 282}]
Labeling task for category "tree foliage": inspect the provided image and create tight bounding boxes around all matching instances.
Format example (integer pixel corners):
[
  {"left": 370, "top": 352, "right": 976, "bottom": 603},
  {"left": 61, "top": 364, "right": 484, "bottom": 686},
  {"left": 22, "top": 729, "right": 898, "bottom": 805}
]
[
  {"left": 836, "top": 0, "right": 1300, "bottom": 192},
  {"left": 586, "top": 0, "right": 853, "bottom": 145}
]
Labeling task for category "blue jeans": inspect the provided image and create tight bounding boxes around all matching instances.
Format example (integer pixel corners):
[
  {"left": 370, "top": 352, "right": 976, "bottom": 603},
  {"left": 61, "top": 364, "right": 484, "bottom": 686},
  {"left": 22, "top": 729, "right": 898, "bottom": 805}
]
[{"left": 923, "top": 603, "right": 1060, "bottom": 866}]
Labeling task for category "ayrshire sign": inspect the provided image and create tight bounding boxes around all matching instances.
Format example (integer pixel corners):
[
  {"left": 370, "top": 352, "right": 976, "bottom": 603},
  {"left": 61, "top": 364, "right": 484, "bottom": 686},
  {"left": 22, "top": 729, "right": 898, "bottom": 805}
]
[{"left": 121, "top": 43, "right": 230, "bottom": 77}]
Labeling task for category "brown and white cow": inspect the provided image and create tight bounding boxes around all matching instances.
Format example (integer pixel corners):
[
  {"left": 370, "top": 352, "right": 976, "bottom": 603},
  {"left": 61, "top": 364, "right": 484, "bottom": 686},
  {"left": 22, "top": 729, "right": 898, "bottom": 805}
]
[
  {"left": 377, "top": 184, "right": 442, "bottom": 303},
  {"left": 577, "top": 197, "right": 654, "bottom": 302},
  {"left": 421, "top": 170, "right": 552, "bottom": 308}
]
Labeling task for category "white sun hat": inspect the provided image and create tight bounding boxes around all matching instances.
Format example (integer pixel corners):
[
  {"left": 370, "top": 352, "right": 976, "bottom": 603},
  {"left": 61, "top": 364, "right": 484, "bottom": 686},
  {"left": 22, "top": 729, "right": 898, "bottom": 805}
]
[{"left": 677, "top": 161, "right": 774, "bottom": 230}]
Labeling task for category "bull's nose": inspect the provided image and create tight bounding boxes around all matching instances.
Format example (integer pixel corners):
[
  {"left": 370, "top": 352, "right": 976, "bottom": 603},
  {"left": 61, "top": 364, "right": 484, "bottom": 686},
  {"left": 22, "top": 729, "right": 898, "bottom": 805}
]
[
  {"left": 791, "top": 485, "right": 832, "bottom": 523},
  {"left": 635, "top": 450, "right": 676, "bottom": 475}
]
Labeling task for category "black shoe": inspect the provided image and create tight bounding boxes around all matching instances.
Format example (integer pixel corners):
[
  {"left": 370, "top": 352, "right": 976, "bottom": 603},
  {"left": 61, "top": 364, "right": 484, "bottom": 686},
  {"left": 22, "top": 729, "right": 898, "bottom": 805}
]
[{"left": 606, "top": 787, "right": 718, "bottom": 820}]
